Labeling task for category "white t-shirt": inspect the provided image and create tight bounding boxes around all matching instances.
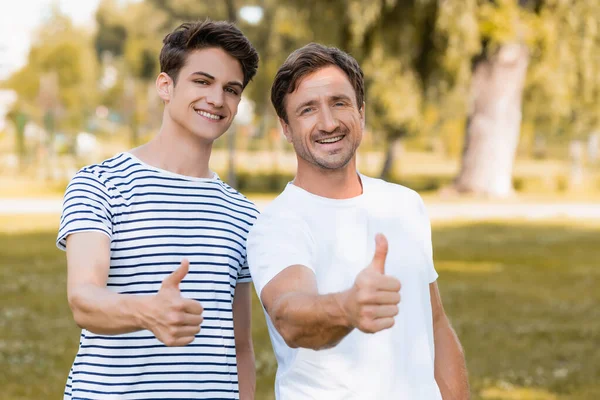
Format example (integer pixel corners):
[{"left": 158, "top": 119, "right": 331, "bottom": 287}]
[{"left": 247, "top": 174, "right": 442, "bottom": 400}]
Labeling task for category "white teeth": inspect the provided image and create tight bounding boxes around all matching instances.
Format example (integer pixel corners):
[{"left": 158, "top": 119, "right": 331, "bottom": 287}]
[
  {"left": 317, "top": 136, "right": 343, "bottom": 144},
  {"left": 196, "top": 110, "right": 221, "bottom": 120}
]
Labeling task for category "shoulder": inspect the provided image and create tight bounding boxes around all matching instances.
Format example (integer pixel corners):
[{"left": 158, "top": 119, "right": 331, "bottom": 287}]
[
  {"left": 70, "top": 153, "right": 133, "bottom": 188},
  {"left": 254, "top": 184, "right": 304, "bottom": 223},
  {"left": 209, "top": 179, "right": 261, "bottom": 221},
  {"left": 65, "top": 153, "right": 135, "bottom": 197},
  {"left": 249, "top": 187, "right": 310, "bottom": 239},
  {"left": 361, "top": 174, "right": 423, "bottom": 205},
  {"left": 82, "top": 153, "right": 134, "bottom": 176}
]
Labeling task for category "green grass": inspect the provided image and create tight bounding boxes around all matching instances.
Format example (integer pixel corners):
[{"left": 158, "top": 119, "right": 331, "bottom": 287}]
[
  {"left": 433, "top": 222, "right": 600, "bottom": 399},
  {"left": 0, "top": 215, "right": 598, "bottom": 399}
]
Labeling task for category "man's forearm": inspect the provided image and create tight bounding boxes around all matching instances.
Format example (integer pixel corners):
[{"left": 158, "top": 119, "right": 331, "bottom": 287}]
[
  {"left": 434, "top": 316, "right": 469, "bottom": 399},
  {"left": 236, "top": 346, "right": 256, "bottom": 400},
  {"left": 68, "top": 283, "right": 149, "bottom": 334},
  {"left": 269, "top": 291, "right": 353, "bottom": 350}
]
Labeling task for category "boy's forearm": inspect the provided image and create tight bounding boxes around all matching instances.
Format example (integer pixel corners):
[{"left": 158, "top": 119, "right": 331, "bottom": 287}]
[
  {"left": 68, "top": 283, "right": 149, "bottom": 334},
  {"left": 236, "top": 345, "right": 256, "bottom": 400}
]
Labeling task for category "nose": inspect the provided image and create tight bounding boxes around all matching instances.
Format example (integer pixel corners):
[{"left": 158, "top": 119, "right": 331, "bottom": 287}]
[
  {"left": 206, "top": 86, "right": 224, "bottom": 108},
  {"left": 317, "top": 107, "right": 339, "bottom": 133}
]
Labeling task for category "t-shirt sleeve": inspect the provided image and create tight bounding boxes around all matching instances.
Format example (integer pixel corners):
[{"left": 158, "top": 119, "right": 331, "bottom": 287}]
[
  {"left": 56, "top": 169, "right": 114, "bottom": 251},
  {"left": 237, "top": 259, "right": 252, "bottom": 284},
  {"left": 415, "top": 192, "right": 438, "bottom": 283},
  {"left": 246, "top": 212, "right": 316, "bottom": 298}
]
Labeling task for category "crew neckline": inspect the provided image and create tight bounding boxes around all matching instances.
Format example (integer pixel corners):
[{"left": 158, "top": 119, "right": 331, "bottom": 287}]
[
  {"left": 286, "top": 173, "right": 370, "bottom": 207},
  {"left": 122, "top": 152, "right": 220, "bottom": 182}
]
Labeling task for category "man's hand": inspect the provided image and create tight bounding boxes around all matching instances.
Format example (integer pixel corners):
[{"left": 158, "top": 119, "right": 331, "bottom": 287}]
[
  {"left": 340, "top": 234, "right": 401, "bottom": 333},
  {"left": 142, "top": 259, "right": 204, "bottom": 346}
]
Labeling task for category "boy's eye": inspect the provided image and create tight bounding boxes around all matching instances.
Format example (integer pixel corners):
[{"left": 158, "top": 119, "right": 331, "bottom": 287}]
[{"left": 225, "top": 87, "right": 239, "bottom": 95}]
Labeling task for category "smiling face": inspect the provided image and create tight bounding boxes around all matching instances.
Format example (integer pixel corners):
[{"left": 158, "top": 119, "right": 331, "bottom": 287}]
[
  {"left": 280, "top": 65, "right": 365, "bottom": 172},
  {"left": 157, "top": 47, "right": 244, "bottom": 143}
]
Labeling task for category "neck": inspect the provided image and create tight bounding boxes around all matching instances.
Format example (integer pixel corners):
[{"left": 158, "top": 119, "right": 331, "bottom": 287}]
[
  {"left": 293, "top": 157, "right": 362, "bottom": 199},
  {"left": 131, "top": 111, "right": 214, "bottom": 178}
]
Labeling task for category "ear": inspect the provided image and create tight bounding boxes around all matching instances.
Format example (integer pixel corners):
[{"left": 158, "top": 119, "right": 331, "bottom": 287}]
[
  {"left": 156, "top": 72, "right": 173, "bottom": 102},
  {"left": 279, "top": 117, "right": 293, "bottom": 143},
  {"left": 359, "top": 101, "right": 366, "bottom": 131}
]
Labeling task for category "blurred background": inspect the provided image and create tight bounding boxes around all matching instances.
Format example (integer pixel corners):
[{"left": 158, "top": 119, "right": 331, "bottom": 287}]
[{"left": 0, "top": 0, "right": 599, "bottom": 399}]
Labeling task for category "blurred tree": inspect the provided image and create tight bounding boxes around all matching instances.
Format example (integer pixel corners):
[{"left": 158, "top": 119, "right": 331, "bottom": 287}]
[
  {"left": 4, "top": 8, "right": 98, "bottom": 134},
  {"left": 454, "top": 0, "right": 600, "bottom": 196},
  {"left": 5, "top": 107, "right": 29, "bottom": 170},
  {"left": 95, "top": 0, "right": 128, "bottom": 58},
  {"left": 452, "top": 0, "right": 535, "bottom": 197},
  {"left": 284, "top": 0, "right": 600, "bottom": 196},
  {"left": 3, "top": 7, "right": 98, "bottom": 177},
  {"left": 89, "top": 0, "right": 600, "bottom": 196}
]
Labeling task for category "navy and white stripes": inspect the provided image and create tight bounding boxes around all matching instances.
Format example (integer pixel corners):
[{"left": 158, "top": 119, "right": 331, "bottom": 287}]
[{"left": 57, "top": 152, "right": 259, "bottom": 399}]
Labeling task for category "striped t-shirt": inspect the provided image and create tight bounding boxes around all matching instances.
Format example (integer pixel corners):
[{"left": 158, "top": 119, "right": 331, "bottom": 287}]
[{"left": 57, "top": 152, "right": 259, "bottom": 400}]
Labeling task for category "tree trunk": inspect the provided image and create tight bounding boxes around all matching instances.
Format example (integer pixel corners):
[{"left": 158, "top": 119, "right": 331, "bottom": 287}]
[
  {"left": 379, "top": 135, "right": 403, "bottom": 180},
  {"left": 15, "top": 112, "right": 27, "bottom": 172},
  {"left": 453, "top": 43, "right": 529, "bottom": 197}
]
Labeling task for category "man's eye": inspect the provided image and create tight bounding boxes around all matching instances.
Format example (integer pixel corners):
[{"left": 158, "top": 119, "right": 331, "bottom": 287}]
[
  {"left": 300, "top": 107, "right": 313, "bottom": 115},
  {"left": 225, "top": 87, "right": 239, "bottom": 95},
  {"left": 194, "top": 80, "right": 209, "bottom": 85},
  {"left": 334, "top": 102, "right": 345, "bottom": 107}
]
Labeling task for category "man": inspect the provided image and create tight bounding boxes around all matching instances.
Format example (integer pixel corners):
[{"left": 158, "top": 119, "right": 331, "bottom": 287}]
[
  {"left": 57, "top": 20, "right": 259, "bottom": 400},
  {"left": 247, "top": 43, "right": 469, "bottom": 399}
]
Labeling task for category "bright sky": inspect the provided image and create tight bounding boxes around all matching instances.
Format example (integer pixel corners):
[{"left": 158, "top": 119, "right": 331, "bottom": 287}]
[{"left": 0, "top": 0, "right": 140, "bottom": 80}]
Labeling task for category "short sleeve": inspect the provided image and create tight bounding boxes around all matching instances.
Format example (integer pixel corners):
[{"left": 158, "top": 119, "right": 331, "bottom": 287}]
[
  {"left": 415, "top": 193, "right": 438, "bottom": 283},
  {"left": 56, "top": 169, "right": 114, "bottom": 251},
  {"left": 246, "top": 212, "right": 316, "bottom": 298},
  {"left": 237, "top": 259, "right": 252, "bottom": 284}
]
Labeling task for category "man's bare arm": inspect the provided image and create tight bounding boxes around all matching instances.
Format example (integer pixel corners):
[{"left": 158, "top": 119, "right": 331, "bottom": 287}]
[
  {"left": 233, "top": 282, "right": 256, "bottom": 400},
  {"left": 261, "top": 234, "right": 401, "bottom": 350},
  {"left": 431, "top": 282, "right": 470, "bottom": 399},
  {"left": 66, "top": 232, "right": 203, "bottom": 346}
]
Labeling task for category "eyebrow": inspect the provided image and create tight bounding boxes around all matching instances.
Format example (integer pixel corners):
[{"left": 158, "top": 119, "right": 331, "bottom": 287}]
[
  {"left": 295, "top": 100, "right": 319, "bottom": 114},
  {"left": 190, "top": 71, "right": 243, "bottom": 89},
  {"left": 294, "top": 94, "right": 353, "bottom": 114},
  {"left": 331, "top": 94, "right": 352, "bottom": 103}
]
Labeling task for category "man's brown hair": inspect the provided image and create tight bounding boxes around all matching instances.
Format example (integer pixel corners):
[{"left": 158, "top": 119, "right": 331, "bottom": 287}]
[
  {"left": 271, "top": 43, "right": 365, "bottom": 122},
  {"left": 160, "top": 19, "right": 259, "bottom": 88}
]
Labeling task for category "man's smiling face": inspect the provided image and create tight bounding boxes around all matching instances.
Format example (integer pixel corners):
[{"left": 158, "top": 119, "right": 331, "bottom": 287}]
[{"left": 280, "top": 65, "right": 365, "bottom": 171}]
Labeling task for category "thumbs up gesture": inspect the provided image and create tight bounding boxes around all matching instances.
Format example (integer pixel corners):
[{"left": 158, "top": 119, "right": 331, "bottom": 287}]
[
  {"left": 144, "top": 259, "right": 204, "bottom": 346},
  {"left": 341, "top": 234, "right": 401, "bottom": 333}
]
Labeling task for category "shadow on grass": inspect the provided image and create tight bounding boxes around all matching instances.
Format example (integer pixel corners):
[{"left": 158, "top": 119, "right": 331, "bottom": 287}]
[{"left": 0, "top": 221, "right": 598, "bottom": 399}]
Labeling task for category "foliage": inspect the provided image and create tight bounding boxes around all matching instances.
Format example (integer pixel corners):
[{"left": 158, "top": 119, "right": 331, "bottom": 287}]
[
  {"left": 2, "top": 0, "right": 600, "bottom": 170},
  {"left": 3, "top": 8, "right": 98, "bottom": 132}
]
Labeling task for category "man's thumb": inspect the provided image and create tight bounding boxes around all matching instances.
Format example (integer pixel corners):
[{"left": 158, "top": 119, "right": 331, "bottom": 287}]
[
  {"left": 371, "top": 234, "right": 388, "bottom": 274},
  {"left": 162, "top": 259, "right": 190, "bottom": 290}
]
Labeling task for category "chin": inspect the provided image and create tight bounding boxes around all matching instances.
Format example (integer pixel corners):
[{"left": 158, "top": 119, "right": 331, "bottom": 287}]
[
  {"left": 314, "top": 153, "right": 354, "bottom": 170},
  {"left": 312, "top": 159, "right": 350, "bottom": 170},
  {"left": 187, "top": 129, "right": 223, "bottom": 143}
]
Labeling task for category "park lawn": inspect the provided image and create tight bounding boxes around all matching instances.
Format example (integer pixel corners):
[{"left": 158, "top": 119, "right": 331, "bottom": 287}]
[{"left": 0, "top": 215, "right": 598, "bottom": 400}]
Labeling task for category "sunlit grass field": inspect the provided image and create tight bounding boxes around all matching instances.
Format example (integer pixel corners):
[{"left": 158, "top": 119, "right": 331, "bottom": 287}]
[{"left": 0, "top": 214, "right": 598, "bottom": 400}]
